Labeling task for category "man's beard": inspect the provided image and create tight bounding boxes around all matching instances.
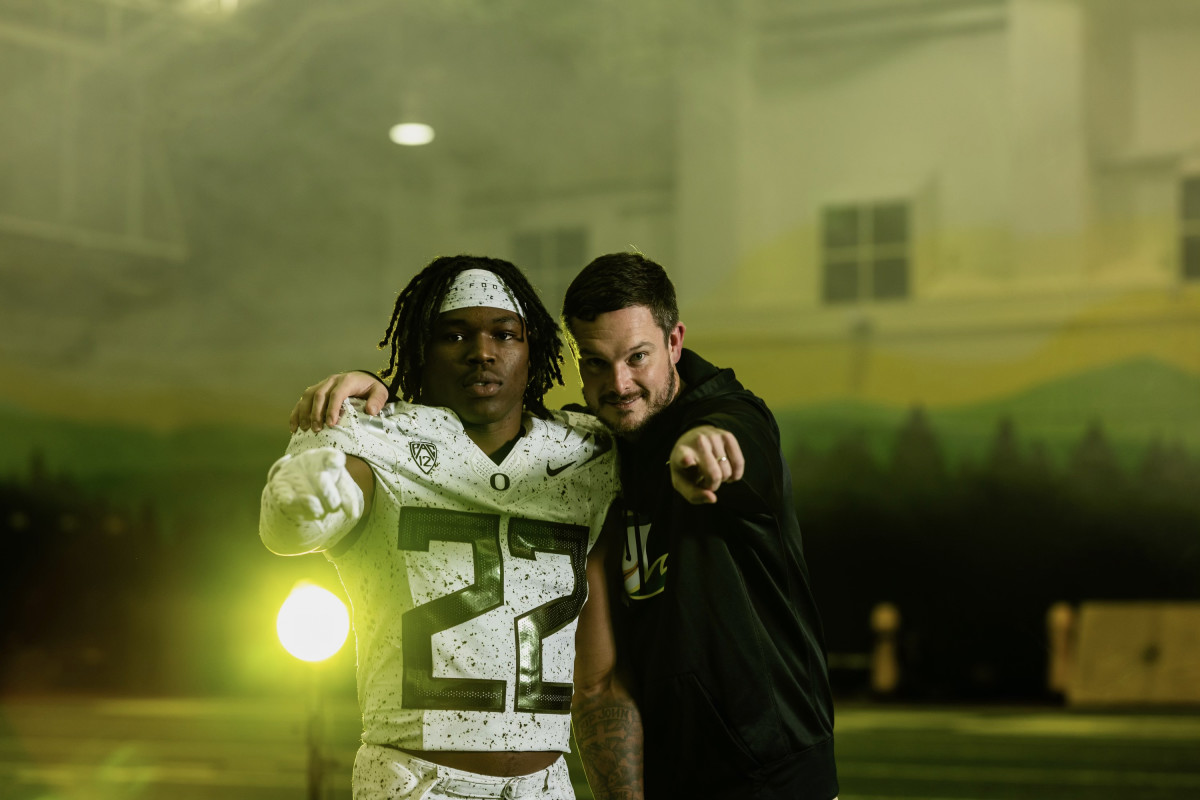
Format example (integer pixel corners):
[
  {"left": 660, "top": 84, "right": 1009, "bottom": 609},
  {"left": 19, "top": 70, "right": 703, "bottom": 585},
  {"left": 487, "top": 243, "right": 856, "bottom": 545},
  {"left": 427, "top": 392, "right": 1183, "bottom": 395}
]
[{"left": 591, "top": 367, "right": 677, "bottom": 440}]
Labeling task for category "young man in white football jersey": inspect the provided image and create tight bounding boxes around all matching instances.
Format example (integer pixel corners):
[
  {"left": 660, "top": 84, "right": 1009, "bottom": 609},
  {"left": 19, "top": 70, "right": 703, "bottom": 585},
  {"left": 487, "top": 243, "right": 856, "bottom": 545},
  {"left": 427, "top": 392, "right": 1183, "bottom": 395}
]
[{"left": 260, "top": 256, "right": 642, "bottom": 800}]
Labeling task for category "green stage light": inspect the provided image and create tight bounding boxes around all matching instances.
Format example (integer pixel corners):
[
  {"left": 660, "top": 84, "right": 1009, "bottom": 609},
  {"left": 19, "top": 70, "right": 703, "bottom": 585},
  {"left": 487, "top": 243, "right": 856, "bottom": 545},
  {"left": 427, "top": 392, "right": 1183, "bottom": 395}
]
[{"left": 276, "top": 581, "right": 349, "bottom": 663}]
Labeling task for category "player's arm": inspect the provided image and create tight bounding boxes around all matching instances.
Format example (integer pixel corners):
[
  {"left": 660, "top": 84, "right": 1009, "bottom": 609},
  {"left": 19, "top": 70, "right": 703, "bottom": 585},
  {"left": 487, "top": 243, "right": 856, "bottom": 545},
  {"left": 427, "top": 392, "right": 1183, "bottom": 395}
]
[
  {"left": 572, "top": 508, "right": 644, "bottom": 800},
  {"left": 259, "top": 447, "right": 376, "bottom": 555},
  {"left": 290, "top": 371, "right": 390, "bottom": 433}
]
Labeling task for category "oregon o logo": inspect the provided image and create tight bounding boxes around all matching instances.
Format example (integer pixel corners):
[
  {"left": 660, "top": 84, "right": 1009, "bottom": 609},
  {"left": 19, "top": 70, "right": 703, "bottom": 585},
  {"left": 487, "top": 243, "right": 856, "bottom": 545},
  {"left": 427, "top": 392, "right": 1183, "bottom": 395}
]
[{"left": 490, "top": 473, "right": 510, "bottom": 491}]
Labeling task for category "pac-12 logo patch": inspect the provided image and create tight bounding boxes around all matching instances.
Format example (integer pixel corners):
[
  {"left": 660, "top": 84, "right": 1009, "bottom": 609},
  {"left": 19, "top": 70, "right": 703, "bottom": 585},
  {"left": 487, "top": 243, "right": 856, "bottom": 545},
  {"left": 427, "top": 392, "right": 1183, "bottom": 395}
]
[{"left": 409, "top": 441, "right": 438, "bottom": 475}]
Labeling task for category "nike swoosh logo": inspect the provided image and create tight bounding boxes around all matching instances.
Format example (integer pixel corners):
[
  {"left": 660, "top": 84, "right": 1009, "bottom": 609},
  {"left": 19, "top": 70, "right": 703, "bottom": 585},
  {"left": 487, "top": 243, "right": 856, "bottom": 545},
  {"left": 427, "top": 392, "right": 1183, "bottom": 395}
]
[{"left": 546, "top": 461, "right": 574, "bottom": 477}]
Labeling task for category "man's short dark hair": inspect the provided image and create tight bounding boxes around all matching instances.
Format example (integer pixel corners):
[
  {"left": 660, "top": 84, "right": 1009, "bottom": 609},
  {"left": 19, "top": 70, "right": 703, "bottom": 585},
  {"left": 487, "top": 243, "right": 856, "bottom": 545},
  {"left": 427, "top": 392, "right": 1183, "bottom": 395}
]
[
  {"left": 561, "top": 252, "right": 679, "bottom": 341},
  {"left": 378, "top": 254, "right": 564, "bottom": 419}
]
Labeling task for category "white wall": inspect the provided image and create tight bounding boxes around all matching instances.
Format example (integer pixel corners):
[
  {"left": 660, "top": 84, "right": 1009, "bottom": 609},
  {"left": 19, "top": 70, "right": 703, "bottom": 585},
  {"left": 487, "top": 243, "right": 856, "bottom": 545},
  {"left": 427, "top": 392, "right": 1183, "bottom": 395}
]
[
  {"left": 674, "top": 24, "right": 1014, "bottom": 324},
  {"left": 671, "top": 0, "right": 1200, "bottom": 336},
  {"left": 1130, "top": 24, "right": 1200, "bottom": 158}
]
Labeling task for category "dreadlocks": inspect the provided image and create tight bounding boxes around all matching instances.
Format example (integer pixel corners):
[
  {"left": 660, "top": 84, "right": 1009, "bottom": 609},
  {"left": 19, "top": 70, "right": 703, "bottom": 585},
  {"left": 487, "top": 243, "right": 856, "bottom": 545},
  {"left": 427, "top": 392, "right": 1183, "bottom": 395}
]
[{"left": 377, "top": 255, "right": 565, "bottom": 419}]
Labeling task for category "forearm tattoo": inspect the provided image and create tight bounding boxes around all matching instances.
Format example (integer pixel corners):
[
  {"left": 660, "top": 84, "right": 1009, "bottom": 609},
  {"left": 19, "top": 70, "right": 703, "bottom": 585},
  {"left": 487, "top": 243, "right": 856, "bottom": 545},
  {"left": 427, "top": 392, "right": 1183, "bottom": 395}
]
[{"left": 573, "top": 692, "right": 644, "bottom": 800}]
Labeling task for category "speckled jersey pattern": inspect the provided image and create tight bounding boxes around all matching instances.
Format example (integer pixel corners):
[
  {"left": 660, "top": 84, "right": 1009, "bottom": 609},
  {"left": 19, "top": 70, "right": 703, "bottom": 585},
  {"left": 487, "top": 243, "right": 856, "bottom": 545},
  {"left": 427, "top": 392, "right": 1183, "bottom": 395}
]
[{"left": 285, "top": 399, "right": 618, "bottom": 752}]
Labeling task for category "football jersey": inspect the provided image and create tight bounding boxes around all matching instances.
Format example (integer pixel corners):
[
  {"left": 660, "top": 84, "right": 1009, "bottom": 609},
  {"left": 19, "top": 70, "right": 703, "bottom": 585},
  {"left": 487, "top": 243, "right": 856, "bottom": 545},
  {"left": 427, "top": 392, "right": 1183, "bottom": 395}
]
[{"left": 285, "top": 399, "right": 619, "bottom": 752}]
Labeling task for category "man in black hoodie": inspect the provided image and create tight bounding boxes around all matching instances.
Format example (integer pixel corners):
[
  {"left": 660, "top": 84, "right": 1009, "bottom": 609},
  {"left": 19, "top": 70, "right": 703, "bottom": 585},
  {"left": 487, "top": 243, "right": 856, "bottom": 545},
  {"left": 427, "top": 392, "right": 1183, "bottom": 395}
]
[
  {"left": 289, "top": 252, "right": 838, "bottom": 799},
  {"left": 560, "top": 252, "right": 838, "bottom": 800}
]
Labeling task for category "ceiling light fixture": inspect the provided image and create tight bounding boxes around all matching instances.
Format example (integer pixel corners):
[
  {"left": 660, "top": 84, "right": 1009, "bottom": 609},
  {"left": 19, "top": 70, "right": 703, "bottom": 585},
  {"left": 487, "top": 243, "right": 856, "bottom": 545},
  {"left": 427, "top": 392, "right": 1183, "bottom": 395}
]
[{"left": 389, "top": 122, "right": 435, "bottom": 146}]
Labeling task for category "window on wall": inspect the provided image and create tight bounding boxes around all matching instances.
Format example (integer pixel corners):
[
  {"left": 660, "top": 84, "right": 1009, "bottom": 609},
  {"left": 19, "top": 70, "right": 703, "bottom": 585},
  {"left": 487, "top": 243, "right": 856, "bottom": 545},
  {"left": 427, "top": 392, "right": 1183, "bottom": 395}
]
[
  {"left": 1182, "top": 177, "right": 1200, "bottom": 282},
  {"left": 513, "top": 227, "right": 588, "bottom": 312},
  {"left": 821, "top": 201, "right": 911, "bottom": 304}
]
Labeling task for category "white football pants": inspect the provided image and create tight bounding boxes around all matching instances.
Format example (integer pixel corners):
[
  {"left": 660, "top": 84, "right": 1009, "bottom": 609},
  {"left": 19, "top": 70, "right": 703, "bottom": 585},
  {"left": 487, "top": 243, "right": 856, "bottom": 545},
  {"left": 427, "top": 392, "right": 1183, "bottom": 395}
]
[{"left": 352, "top": 744, "right": 574, "bottom": 800}]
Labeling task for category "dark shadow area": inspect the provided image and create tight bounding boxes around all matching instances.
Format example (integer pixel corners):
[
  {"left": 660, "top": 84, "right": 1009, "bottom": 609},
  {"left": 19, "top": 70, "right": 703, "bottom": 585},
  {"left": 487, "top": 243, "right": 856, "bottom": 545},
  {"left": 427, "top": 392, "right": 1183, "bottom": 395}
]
[{"left": 797, "top": 409, "right": 1200, "bottom": 702}]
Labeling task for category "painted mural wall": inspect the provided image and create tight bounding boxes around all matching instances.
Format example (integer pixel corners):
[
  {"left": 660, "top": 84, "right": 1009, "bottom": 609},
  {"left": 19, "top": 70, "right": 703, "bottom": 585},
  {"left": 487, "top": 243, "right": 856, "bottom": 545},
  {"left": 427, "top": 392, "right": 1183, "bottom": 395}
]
[{"left": 3, "top": 1, "right": 1199, "bottom": 700}]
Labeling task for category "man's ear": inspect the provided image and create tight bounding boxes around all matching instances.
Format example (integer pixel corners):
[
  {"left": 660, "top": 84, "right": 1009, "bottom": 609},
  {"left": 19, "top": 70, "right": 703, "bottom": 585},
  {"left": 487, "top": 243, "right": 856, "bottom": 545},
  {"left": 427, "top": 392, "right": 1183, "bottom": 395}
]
[{"left": 668, "top": 322, "right": 686, "bottom": 364}]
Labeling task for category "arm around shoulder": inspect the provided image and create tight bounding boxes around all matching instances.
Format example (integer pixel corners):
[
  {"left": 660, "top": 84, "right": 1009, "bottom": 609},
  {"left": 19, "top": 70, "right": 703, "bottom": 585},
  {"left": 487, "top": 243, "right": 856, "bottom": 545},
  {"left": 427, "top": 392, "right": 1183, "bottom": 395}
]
[{"left": 289, "top": 371, "right": 390, "bottom": 433}]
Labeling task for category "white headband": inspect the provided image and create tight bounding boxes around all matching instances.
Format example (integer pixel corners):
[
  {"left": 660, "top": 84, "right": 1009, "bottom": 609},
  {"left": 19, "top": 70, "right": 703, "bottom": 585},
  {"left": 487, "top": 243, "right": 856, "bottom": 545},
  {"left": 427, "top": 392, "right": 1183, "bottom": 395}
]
[{"left": 439, "top": 269, "right": 524, "bottom": 317}]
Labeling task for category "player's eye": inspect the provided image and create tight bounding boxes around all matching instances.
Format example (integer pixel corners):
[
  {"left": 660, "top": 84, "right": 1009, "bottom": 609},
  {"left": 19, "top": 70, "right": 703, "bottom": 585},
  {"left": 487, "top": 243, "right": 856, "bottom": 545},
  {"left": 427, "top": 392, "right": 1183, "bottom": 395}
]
[{"left": 629, "top": 352, "right": 648, "bottom": 364}]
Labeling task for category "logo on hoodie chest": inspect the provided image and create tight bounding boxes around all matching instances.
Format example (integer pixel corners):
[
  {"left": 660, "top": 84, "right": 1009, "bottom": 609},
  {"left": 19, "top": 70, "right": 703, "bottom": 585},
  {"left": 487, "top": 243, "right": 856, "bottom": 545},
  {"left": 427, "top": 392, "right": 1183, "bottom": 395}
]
[{"left": 622, "top": 510, "right": 667, "bottom": 600}]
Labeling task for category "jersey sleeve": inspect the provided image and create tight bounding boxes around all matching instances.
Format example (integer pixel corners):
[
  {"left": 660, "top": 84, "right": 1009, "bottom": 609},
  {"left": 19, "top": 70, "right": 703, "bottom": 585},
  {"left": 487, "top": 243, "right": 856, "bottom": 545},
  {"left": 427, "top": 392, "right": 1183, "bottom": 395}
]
[
  {"left": 280, "top": 399, "right": 398, "bottom": 558},
  {"left": 285, "top": 399, "right": 388, "bottom": 467}
]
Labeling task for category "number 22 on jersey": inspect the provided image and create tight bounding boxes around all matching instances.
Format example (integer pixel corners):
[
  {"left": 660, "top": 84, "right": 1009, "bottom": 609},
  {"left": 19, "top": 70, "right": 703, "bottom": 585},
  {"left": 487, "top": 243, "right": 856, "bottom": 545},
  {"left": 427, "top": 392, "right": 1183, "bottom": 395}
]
[{"left": 398, "top": 506, "right": 589, "bottom": 715}]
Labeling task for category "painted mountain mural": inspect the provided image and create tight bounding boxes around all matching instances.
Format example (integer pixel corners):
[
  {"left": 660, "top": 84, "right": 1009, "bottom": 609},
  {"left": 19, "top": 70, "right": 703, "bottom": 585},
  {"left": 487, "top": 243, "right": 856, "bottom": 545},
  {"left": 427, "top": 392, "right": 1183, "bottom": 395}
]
[{"left": 774, "top": 357, "right": 1200, "bottom": 469}]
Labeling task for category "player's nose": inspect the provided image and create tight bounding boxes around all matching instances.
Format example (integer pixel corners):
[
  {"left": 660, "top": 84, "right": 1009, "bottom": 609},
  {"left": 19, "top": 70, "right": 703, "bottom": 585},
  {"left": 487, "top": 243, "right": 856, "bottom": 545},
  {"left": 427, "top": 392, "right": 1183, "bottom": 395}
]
[{"left": 465, "top": 333, "right": 496, "bottom": 363}]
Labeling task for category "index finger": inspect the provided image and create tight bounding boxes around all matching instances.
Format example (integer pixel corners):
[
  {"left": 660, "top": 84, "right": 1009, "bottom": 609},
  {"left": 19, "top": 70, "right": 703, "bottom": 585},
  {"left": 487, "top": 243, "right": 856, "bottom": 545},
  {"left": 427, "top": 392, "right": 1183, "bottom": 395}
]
[
  {"left": 289, "top": 397, "right": 303, "bottom": 433},
  {"left": 292, "top": 385, "right": 320, "bottom": 432},
  {"left": 670, "top": 465, "right": 717, "bottom": 504},
  {"left": 308, "top": 381, "right": 333, "bottom": 432}
]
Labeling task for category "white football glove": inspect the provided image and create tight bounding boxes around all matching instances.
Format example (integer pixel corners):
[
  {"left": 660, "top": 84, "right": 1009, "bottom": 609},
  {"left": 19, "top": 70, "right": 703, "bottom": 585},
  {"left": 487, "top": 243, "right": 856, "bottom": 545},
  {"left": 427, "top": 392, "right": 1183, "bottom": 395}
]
[{"left": 260, "top": 447, "right": 365, "bottom": 555}]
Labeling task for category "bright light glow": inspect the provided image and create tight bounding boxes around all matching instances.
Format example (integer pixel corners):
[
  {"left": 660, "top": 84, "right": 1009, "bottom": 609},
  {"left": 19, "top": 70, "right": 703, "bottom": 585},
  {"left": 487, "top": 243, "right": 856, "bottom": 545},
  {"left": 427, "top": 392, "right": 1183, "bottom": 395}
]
[
  {"left": 389, "top": 123, "right": 435, "bottom": 146},
  {"left": 276, "top": 582, "right": 350, "bottom": 663}
]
